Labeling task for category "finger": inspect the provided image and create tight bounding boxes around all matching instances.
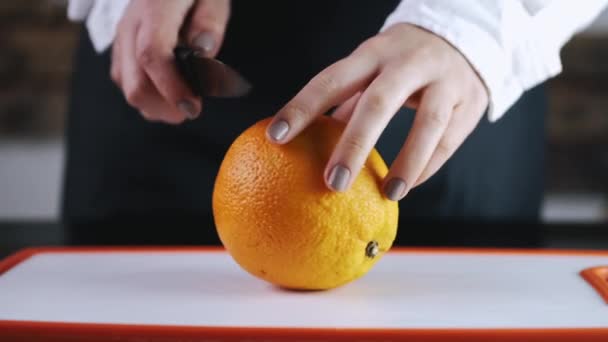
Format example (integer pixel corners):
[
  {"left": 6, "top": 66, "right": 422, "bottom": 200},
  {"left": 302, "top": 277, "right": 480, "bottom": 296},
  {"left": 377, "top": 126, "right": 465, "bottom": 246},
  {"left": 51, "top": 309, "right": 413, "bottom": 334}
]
[
  {"left": 110, "top": 37, "right": 122, "bottom": 88},
  {"left": 136, "top": 1, "right": 201, "bottom": 124},
  {"left": 266, "top": 53, "right": 379, "bottom": 144},
  {"left": 137, "top": 89, "right": 180, "bottom": 123},
  {"left": 331, "top": 92, "right": 361, "bottom": 123},
  {"left": 324, "top": 64, "right": 433, "bottom": 192},
  {"left": 118, "top": 21, "right": 158, "bottom": 121},
  {"left": 381, "top": 82, "right": 457, "bottom": 201},
  {"left": 117, "top": 21, "right": 181, "bottom": 123},
  {"left": 186, "top": 0, "right": 230, "bottom": 57},
  {"left": 414, "top": 100, "right": 485, "bottom": 187}
]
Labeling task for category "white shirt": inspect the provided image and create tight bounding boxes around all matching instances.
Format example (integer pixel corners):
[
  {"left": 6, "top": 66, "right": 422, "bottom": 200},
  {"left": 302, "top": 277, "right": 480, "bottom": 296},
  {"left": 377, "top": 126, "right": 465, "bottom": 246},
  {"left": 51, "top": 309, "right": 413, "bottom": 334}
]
[{"left": 67, "top": 0, "right": 608, "bottom": 122}]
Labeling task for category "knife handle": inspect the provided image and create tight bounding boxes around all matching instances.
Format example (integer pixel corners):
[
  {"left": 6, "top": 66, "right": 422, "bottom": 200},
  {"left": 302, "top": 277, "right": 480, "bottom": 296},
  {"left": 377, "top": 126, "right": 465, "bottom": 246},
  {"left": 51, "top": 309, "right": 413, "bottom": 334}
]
[{"left": 174, "top": 46, "right": 203, "bottom": 98}]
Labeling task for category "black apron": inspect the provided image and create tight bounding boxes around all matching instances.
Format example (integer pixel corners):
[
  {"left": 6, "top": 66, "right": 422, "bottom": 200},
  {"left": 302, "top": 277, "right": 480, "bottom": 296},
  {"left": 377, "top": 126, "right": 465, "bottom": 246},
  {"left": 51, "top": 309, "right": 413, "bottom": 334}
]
[{"left": 62, "top": 1, "right": 545, "bottom": 247}]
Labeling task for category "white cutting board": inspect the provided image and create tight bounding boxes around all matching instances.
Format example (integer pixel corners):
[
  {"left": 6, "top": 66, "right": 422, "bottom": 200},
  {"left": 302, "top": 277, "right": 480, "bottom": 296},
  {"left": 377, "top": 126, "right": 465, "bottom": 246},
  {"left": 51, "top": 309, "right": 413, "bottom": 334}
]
[{"left": 0, "top": 247, "right": 607, "bottom": 341}]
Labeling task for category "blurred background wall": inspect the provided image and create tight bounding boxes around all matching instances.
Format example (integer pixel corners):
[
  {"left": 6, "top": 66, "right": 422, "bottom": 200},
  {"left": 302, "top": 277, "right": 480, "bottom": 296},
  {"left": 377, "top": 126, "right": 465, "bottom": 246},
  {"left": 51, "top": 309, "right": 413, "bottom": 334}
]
[
  {"left": 0, "top": 1, "right": 607, "bottom": 223},
  {"left": 0, "top": 1, "right": 75, "bottom": 220}
]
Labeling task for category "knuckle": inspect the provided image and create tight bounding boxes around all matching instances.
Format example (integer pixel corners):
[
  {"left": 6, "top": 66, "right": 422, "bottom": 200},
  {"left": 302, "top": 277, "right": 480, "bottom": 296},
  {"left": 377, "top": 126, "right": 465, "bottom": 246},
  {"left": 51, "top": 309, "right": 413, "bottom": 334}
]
[
  {"left": 382, "top": 60, "right": 406, "bottom": 74},
  {"left": 394, "top": 46, "right": 444, "bottom": 74},
  {"left": 471, "top": 84, "right": 489, "bottom": 108},
  {"left": 140, "top": 110, "right": 155, "bottom": 121},
  {"left": 135, "top": 44, "right": 160, "bottom": 68},
  {"left": 355, "top": 36, "right": 388, "bottom": 56},
  {"left": 421, "top": 108, "right": 450, "bottom": 128},
  {"left": 124, "top": 80, "right": 147, "bottom": 107},
  {"left": 311, "top": 72, "right": 340, "bottom": 95},
  {"left": 110, "top": 67, "right": 120, "bottom": 84},
  {"left": 281, "top": 101, "right": 311, "bottom": 124},
  {"left": 392, "top": 50, "right": 417, "bottom": 65},
  {"left": 125, "top": 90, "right": 143, "bottom": 107},
  {"left": 414, "top": 45, "right": 437, "bottom": 61},
  {"left": 435, "top": 139, "right": 455, "bottom": 158},
  {"left": 362, "top": 92, "right": 389, "bottom": 115},
  {"left": 436, "top": 134, "right": 461, "bottom": 157},
  {"left": 342, "top": 137, "right": 367, "bottom": 156}
]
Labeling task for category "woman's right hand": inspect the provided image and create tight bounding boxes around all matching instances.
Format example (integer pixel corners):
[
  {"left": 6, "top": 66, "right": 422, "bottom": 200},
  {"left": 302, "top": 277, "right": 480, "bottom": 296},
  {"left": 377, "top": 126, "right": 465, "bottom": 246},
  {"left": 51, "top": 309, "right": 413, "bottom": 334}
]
[{"left": 111, "top": 0, "right": 230, "bottom": 124}]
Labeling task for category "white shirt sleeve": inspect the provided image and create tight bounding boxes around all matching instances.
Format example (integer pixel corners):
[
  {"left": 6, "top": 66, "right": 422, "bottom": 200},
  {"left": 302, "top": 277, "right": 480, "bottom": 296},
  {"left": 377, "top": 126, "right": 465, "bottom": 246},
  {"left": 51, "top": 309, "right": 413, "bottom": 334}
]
[
  {"left": 67, "top": 0, "right": 130, "bottom": 53},
  {"left": 381, "top": 0, "right": 608, "bottom": 122},
  {"left": 69, "top": 0, "right": 607, "bottom": 121}
]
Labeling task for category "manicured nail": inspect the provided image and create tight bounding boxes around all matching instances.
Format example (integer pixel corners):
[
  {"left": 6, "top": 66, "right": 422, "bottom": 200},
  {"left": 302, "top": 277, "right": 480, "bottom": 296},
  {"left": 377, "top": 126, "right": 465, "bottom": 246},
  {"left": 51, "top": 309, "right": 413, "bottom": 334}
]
[
  {"left": 267, "top": 120, "right": 289, "bottom": 141},
  {"left": 328, "top": 164, "right": 350, "bottom": 192},
  {"left": 193, "top": 32, "right": 215, "bottom": 56},
  {"left": 384, "top": 178, "right": 407, "bottom": 201},
  {"left": 178, "top": 100, "right": 198, "bottom": 119}
]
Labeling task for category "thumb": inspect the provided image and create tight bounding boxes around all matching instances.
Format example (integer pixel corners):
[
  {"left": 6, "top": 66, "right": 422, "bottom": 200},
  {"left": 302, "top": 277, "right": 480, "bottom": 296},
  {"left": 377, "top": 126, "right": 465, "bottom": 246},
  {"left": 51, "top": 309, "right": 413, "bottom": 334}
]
[{"left": 186, "top": 0, "right": 230, "bottom": 57}]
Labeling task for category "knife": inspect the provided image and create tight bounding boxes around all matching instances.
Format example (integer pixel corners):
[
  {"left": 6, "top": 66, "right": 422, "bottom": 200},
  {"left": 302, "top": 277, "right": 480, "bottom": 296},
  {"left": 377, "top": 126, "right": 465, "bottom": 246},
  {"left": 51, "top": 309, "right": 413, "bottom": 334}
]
[{"left": 174, "top": 46, "right": 252, "bottom": 98}]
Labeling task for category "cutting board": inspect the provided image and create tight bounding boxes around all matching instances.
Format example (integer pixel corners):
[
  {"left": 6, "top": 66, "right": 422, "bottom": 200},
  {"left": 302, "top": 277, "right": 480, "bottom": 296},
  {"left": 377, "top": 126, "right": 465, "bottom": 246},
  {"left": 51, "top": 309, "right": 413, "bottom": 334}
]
[{"left": 1, "top": 247, "right": 608, "bottom": 341}]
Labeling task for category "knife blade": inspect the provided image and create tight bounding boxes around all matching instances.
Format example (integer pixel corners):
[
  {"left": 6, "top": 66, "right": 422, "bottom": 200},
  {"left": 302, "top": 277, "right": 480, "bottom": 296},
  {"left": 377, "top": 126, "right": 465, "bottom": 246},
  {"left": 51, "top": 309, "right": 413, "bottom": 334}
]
[{"left": 174, "top": 46, "right": 252, "bottom": 99}]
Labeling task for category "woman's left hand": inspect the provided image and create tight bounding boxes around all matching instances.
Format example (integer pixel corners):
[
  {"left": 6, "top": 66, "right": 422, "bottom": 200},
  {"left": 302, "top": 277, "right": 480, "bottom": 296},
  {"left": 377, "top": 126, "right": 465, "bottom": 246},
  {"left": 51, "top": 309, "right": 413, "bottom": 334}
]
[{"left": 265, "top": 23, "right": 489, "bottom": 201}]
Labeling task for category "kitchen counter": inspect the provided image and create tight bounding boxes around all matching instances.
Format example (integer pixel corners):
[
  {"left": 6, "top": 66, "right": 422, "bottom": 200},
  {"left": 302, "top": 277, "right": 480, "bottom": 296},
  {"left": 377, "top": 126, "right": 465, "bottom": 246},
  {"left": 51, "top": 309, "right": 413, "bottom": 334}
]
[
  {"left": 1, "top": 221, "right": 607, "bottom": 260},
  {"left": 0, "top": 222, "right": 65, "bottom": 259}
]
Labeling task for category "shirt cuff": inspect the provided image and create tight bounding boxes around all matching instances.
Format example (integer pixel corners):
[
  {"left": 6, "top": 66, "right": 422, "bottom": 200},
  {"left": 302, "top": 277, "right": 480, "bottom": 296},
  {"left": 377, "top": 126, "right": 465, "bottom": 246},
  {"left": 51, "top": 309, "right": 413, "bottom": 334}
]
[
  {"left": 68, "top": 0, "right": 130, "bottom": 53},
  {"left": 67, "top": 0, "right": 94, "bottom": 21}
]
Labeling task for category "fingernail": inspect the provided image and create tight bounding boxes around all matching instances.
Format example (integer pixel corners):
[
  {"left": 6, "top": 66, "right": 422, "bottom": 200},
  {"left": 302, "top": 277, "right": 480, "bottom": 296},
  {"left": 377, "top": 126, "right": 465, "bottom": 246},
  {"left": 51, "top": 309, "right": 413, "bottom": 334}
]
[
  {"left": 178, "top": 100, "right": 198, "bottom": 119},
  {"left": 384, "top": 178, "right": 407, "bottom": 201},
  {"left": 267, "top": 120, "right": 289, "bottom": 142},
  {"left": 193, "top": 32, "right": 215, "bottom": 56},
  {"left": 328, "top": 164, "right": 350, "bottom": 192}
]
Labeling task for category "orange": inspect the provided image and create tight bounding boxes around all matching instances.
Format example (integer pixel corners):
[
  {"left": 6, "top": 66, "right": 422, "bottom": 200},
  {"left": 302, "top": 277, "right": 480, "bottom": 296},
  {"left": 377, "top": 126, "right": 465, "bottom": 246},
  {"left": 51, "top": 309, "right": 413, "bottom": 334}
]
[{"left": 212, "top": 116, "right": 399, "bottom": 290}]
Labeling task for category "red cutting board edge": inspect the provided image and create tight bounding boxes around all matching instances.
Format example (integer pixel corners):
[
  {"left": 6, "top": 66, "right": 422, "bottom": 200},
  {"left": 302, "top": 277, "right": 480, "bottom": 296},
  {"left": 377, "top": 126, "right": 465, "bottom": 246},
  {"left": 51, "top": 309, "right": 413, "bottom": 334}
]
[{"left": 1, "top": 246, "right": 608, "bottom": 342}]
